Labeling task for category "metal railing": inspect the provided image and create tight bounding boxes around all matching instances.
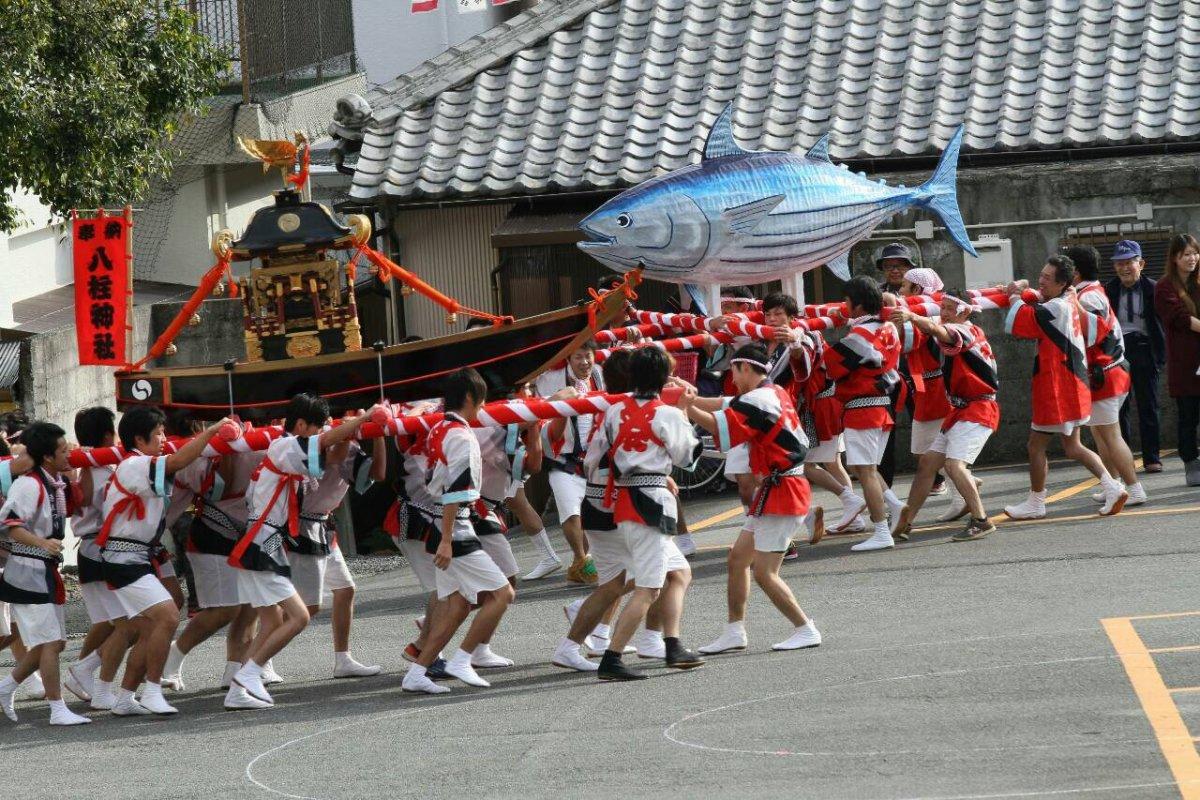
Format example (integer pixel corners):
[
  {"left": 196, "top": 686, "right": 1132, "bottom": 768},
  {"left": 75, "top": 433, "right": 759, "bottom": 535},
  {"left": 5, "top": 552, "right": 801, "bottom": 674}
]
[{"left": 181, "top": 0, "right": 357, "bottom": 102}]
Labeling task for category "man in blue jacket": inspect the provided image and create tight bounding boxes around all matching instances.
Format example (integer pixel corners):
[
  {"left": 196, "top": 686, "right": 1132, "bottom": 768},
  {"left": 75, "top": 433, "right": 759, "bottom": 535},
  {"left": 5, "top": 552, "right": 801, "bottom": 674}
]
[{"left": 1105, "top": 240, "right": 1166, "bottom": 472}]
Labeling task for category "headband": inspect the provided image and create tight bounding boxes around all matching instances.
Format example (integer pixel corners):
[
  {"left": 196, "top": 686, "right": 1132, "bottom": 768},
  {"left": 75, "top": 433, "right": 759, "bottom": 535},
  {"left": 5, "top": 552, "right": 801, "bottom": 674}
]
[
  {"left": 720, "top": 296, "right": 755, "bottom": 305},
  {"left": 730, "top": 357, "right": 769, "bottom": 371}
]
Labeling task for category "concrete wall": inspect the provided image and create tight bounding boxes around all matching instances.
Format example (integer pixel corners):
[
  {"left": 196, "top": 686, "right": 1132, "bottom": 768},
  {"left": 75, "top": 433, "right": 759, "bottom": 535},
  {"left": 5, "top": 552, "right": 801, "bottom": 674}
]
[
  {"left": 0, "top": 189, "right": 73, "bottom": 324},
  {"left": 17, "top": 306, "right": 153, "bottom": 431}
]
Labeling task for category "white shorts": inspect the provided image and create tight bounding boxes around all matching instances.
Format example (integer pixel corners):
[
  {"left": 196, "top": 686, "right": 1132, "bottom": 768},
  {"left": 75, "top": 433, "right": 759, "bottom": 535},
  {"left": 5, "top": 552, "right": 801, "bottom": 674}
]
[
  {"left": 928, "top": 421, "right": 994, "bottom": 465},
  {"left": 478, "top": 534, "right": 519, "bottom": 579},
  {"left": 287, "top": 549, "right": 355, "bottom": 608},
  {"left": 0, "top": 601, "right": 9, "bottom": 637},
  {"left": 113, "top": 574, "right": 174, "bottom": 618},
  {"left": 236, "top": 569, "right": 296, "bottom": 609},
  {"left": 804, "top": 434, "right": 844, "bottom": 464},
  {"left": 1088, "top": 394, "right": 1126, "bottom": 427},
  {"left": 548, "top": 470, "right": 587, "bottom": 521},
  {"left": 911, "top": 418, "right": 946, "bottom": 455},
  {"left": 80, "top": 582, "right": 125, "bottom": 624},
  {"left": 744, "top": 514, "right": 802, "bottom": 553},
  {"left": 844, "top": 428, "right": 889, "bottom": 467},
  {"left": 10, "top": 603, "right": 66, "bottom": 647},
  {"left": 724, "top": 442, "right": 752, "bottom": 477},
  {"left": 1032, "top": 417, "right": 1089, "bottom": 435},
  {"left": 585, "top": 529, "right": 631, "bottom": 585},
  {"left": 618, "top": 523, "right": 688, "bottom": 589},
  {"left": 434, "top": 549, "right": 510, "bottom": 604},
  {"left": 188, "top": 552, "right": 244, "bottom": 609},
  {"left": 398, "top": 539, "right": 438, "bottom": 593},
  {"left": 504, "top": 479, "right": 524, "bottom": 501}
]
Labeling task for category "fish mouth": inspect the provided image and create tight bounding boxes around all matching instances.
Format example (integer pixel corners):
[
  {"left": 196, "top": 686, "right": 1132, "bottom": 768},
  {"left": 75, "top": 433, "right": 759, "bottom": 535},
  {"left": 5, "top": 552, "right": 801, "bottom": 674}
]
[
  {"left": 577, "top": 225, "right": 639, "bottom": 269},
  {"left": 577, "top": 225, "right": 615, "bottom": 249}
]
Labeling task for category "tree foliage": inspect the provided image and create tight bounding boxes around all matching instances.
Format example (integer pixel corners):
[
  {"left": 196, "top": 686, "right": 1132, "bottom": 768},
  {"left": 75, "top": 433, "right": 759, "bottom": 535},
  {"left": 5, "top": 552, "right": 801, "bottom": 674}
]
[{"left": 0, "top": 0, "right": 227, "bottom": 232}]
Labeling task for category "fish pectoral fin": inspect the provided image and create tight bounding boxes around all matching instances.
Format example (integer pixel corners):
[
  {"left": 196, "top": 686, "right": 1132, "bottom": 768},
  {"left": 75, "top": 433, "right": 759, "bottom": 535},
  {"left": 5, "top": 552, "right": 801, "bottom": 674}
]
[
  {"left": 722, "top": 194, "right": 785, "bottom": 235},
  {"left": 683, "top": 283, "right": 709, "bottom": 316},
  {"left": 825, "top": 252, "right": 852, "bottom": 281},
  {"left": 805, "top": 133, "right": 833, "bottom": 163}
]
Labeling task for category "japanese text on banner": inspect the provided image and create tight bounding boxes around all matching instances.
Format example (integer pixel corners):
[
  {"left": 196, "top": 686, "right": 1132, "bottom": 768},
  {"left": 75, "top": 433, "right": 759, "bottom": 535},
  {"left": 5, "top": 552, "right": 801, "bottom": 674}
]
[{"left": 73, "top": 214, "right": 129, "bottom": 366}]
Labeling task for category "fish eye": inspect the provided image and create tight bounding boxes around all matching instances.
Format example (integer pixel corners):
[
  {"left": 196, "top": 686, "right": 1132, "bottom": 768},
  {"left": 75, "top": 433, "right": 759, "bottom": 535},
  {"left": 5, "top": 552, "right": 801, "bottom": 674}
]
[{"left": 616, "top": 213, "right": 632, "bottom": 228}]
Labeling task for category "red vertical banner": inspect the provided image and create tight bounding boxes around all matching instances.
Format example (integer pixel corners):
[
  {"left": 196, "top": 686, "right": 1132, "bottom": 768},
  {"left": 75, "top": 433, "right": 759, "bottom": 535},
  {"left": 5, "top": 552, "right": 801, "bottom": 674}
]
[{"left": 73, "top": 211, "right": 130, "bottom": 366}]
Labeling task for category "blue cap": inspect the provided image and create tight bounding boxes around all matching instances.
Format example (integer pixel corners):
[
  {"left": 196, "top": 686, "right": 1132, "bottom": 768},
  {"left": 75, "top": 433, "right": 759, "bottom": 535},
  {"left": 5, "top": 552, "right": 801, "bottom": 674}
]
[
  {"left": 1112, "top": 240, "right": 1142, "bottom": 261},
  {"left": 876, "top": 242, "right": 915, "bottom": 268}
]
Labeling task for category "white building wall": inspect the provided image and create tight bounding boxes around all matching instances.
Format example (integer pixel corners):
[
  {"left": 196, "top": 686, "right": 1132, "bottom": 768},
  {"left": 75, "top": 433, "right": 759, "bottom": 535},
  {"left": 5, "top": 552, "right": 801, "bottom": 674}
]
[{"left": 0, "top": 189, "right": 73, "bottom": 316}]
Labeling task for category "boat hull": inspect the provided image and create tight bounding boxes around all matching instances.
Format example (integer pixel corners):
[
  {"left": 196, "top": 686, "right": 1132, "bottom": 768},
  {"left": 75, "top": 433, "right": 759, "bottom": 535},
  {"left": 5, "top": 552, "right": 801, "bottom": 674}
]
[{"left": 116, "top": 292, "right": 627, "bottom": 423}]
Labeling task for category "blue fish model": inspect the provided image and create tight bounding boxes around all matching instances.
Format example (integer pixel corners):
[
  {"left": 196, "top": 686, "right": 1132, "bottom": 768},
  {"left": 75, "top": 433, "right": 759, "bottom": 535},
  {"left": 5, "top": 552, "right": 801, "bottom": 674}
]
[{"left": 578, "top": 105, "right": 977, "bottom": 286}]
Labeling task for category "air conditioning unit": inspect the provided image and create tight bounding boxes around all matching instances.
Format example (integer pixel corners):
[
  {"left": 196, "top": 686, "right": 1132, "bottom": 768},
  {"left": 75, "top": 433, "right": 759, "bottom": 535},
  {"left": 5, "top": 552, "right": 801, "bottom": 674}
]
[{"left": 963, "top": 234, "right": 1013, "bottom": 288}]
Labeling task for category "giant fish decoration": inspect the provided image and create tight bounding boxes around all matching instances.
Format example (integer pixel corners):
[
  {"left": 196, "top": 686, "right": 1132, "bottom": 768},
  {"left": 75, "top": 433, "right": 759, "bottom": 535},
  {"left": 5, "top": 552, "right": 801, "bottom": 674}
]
[{"left": 578, "top": 105, "right": 977, "bottom": 288}]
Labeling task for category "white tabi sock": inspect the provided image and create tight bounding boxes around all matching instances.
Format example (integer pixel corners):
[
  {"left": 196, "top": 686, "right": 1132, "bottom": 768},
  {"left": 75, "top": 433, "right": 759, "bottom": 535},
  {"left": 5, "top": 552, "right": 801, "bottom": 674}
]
[
  {"left": 141, "top": 680, "right": 164, "bottom": 700},
  {"left": 74, "top": 651, "right": 102, "bottom": 674},
  {"left": 116, "top": 687, "right": 136, "bottom": 703},
  {"left": 334, "top": 651, "right": 356, "bottom": 669},
  {"left": 448, "top": 648, "right": 472, "bottom": 668},
  {"left": 1030, "top": 490, "right": 1047, "bottom": 502},
  {"left": 240, "top": 660, "right": 264, "bottom": 679},
  {"left": 48, "top": 698, "right": 68, "bottom": 713},
  {"left": 93, "top": 679, "right": 113, "bottom": 696},
  {"left": 405, "top": 663, "right": 427, "bottom": 679},
  {"left": 566, "top": 597, "right": 585, "bottom": 618},
  {"left": 531, "top": 530, "right": 557, "bottom": 559},
  {"left": 874, "top": 520, "right": 890, "bottom": 537},
  {"left": 1100, "top": 474, "right": 1123, "bottom": 493},
  {"left": 883, "top": 488, "right": 902, "bottom": 506},
  {"left": 164, "top": 641, "right": 186, "bottom": 676},
  {"left": 804, "top": 509, "right": 816, "bottom": 533},
  {"left": 0, "top": 675, "right": 17, "bottom": 694},
  {"left": 592, "top": 623, "right": 611, "bottom": 640}
]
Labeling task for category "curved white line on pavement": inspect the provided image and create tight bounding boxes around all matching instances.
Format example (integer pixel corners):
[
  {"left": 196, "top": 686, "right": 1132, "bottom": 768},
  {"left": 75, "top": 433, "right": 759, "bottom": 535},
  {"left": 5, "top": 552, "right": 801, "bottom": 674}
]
[
  {"left": 663, "top": 652, "right": 1147, "bottom": 757},
  {"left": 888, "top": 778, "right": 1198, "bottom": 799}
]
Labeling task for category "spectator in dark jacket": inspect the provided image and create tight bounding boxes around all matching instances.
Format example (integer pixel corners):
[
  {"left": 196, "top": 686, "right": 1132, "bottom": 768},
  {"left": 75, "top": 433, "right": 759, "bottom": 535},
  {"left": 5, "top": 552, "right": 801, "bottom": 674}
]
[
  {"left": 1153, "top": 233, "right": 1200, "bottom": 486},
  {"left": 1104, "top": 240, "right": 1166, "bottom": 471}
]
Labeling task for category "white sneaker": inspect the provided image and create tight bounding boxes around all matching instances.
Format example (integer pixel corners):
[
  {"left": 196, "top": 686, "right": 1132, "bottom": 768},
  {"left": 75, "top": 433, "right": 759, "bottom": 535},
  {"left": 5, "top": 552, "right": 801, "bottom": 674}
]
[
  {"left": 834, "top": 494, "right": 868, "bottom": 531},
  {"left": 64, "top": 670, "right": 92, "bottom": 702},
  {"left": 233, "top": 672, "right": 274, "bottom": 705},
  {"left": 551, "top": 642, "right": 599, "bottom": 672},
  {"left": 139, "top": 689, "right": 178, "bottom": 716},
  {"left": 471, "top": 645, "right": 514, "bottom": 669},
  {"left": 850, "top": 529, "right": 895, "bottom": 552},
  {"left": 1004, "top": 495, "right": 1046, "bottom": 520},
  {"left": 90, "top": 686, "right": 116, "bottom": 712},
  {"left": 160, "top": 672, "right": 185, "bottom": 692},
  {"left": 402, "top": 671, "right": 451, "bottom": 694},
  {"left": 631, "top": 629, "right": 666, "bottom": 659},
  {"left": 522, "top": 555, "right": 562, "bottom": 581},
  {"left": 1125, "top": 483, "right": 1147, "bottom": 507},
  {"left": 49, "top": 705, "right": 92, "bottom": 726},
  {"left": 334, "top": 656, "right": 383, "bottom": 678},
  {"left": 698, "top": 625, "right": 748, "bottom": 655},
  {"left": 772, "top": 622, "right": 822, "bottom": 651},
  {"left": 111, "top": 696, "right": 152, "bottom": 716},
  {"left": 260, "top": 660, "right": 284, "bottom": 685},
  {"left": 444, "top": 659, "right": 490, "bottom": 688},
  {"left": 20, "top": 672, "right": 45, "bottom": 700},
  {"left": 220, "top": 661, "right": 241, "bottom": 689},
  {"left": 224, "top": 684, "right": 272, "bottom": 711},
  {"left": 585, "top": 636, "right": 635, "bottom": 657},
  {"left": 1099, "top": 484, "right": 1129, "bottom": 517},
  {"left": 0, "top": 686, "right": 17, "bottom": 721},
  {"left": 1091, "top": 490, "right": 1106, "bottom": 504},
  {"left": 675, "top": 533, "right": 697, "bottom": 557},
  {"left": 67, "top": 662, "right": 96, "bottom": 700}
]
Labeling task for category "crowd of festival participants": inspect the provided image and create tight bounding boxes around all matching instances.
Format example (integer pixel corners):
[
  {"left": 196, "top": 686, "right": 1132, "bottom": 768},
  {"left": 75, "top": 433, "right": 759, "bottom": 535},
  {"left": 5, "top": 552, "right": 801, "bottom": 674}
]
[{"left": 1, "top": 234, "right": 1199, "bottom": 725}]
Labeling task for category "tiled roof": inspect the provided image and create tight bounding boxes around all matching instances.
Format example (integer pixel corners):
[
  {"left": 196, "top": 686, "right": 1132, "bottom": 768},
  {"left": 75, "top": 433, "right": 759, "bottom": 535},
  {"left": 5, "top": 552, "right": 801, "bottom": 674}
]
[{"left": 350, "top": 0, "right": 1200, "bottom": 203}]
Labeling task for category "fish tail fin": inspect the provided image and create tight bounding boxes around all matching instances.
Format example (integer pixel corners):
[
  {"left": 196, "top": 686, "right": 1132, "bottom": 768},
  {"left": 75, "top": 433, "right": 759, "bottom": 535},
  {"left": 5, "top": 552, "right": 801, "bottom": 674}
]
[{"left": 917, "top": 125, "right": 978, "bottom": 258}]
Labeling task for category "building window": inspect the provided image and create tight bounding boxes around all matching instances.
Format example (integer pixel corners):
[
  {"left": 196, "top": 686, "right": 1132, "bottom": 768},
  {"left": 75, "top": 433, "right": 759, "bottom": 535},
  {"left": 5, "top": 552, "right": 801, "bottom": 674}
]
[{"left": 1061, "top": 224, "right": 1173, "bottom": 282}]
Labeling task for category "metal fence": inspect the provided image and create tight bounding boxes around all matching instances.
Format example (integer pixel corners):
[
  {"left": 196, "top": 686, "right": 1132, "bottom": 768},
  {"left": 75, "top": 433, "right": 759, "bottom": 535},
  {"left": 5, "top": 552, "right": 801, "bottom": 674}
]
[{"left": 180, "top": 0, "right": 356, "bottom": 101}]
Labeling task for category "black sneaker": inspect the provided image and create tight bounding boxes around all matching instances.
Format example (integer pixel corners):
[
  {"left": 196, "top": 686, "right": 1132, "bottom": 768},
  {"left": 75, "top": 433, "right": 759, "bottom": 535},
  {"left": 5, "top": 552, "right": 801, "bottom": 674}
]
[
  {"left": 952, "top": 517, "right": 995, "bottom": 542},
  {"left": 666, "top": 648, "right": 706, "bottom": 670},
  {"left": 427, "top": 657, "right": 451, "bottom": 681},
  {"left": 597, "top": 651, "right": 648, "bottom": 681}
]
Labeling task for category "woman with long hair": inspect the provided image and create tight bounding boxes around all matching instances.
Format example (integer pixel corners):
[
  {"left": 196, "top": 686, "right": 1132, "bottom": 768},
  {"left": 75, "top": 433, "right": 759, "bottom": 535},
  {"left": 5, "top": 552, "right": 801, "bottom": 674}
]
[{"left": 1153, "top": 233, "right": 1200, "bottom": 485}]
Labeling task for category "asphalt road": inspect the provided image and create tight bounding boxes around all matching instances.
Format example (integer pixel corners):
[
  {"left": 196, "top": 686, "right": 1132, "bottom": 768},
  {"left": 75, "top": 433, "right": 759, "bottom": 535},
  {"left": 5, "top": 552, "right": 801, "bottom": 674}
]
[{"left": 2, "top": 459, "right": 1199, "bottom": 800}]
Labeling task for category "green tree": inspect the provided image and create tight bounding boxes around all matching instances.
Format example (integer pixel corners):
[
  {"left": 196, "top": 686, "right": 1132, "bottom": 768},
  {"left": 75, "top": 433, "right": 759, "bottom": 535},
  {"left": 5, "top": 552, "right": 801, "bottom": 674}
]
[{"left": 0, "top": 0, "right": 227, "bottom": 232}]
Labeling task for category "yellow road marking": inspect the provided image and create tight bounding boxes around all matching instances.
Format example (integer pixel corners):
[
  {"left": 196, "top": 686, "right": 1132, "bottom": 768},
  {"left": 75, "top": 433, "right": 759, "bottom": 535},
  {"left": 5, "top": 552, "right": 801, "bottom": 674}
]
[
  {"left": 687, "top": 505, "right": 745, "bottom": 533},
  {"left": 1102, "top": 615, "right": 1200, "bottom": 799},
  {"left": 1150, "top": 645, "right": 1200, "bottom": 655}
]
